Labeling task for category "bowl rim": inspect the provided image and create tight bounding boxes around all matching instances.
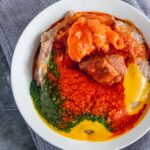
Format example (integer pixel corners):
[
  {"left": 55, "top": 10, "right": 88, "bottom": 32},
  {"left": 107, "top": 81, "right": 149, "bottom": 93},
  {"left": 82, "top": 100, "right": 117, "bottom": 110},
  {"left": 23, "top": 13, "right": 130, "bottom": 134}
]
[{"left": 11, "top": 0, "right": 150, "bottom": 150}]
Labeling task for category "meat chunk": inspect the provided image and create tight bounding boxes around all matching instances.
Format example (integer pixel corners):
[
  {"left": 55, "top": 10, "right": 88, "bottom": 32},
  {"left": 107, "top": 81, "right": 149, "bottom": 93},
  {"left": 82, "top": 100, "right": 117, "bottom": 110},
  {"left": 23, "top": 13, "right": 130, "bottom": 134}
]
[
  {"left": 34, "top": 11, "right": 76, "bottom": 85},
  {"left": 114, "top": 19, "right": 147, "bottom": 62},
  {"left": 137, "top": 59, "right": 150, "bottom": 82},
  {"left": 79, "top": 55, "right": 127, "bottom": 84}
]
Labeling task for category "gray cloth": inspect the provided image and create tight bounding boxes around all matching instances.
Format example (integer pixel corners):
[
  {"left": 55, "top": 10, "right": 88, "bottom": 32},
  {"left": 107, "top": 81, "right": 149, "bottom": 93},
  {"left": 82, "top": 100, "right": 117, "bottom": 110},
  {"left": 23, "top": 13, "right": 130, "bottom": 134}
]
[
  {"left": 0, "top": 0, "right": 150, "bottom": 150},
  {"left": 0, "top": 45, "right": 36, "bottom": 150}
]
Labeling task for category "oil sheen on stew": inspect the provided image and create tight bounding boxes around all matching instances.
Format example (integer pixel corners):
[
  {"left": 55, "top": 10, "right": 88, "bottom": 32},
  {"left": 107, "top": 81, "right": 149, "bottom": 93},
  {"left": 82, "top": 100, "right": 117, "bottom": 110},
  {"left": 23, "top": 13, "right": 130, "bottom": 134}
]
[{"left": 30, "top": 11, "right": 150, "bottom": 141}]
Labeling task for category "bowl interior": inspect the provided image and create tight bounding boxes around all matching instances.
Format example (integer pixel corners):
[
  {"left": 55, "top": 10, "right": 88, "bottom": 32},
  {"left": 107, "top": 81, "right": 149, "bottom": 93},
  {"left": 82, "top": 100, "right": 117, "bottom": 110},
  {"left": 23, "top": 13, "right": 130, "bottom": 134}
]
[{"left": 11, "top": 0, "right": 150, "bottom": 150}]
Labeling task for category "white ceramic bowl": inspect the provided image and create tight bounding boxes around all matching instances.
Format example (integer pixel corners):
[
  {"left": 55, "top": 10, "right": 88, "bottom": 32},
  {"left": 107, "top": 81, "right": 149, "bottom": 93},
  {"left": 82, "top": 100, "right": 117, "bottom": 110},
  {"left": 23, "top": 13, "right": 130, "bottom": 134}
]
[{"left": 11, "top": 0, "right": 150, "bottom": 149}]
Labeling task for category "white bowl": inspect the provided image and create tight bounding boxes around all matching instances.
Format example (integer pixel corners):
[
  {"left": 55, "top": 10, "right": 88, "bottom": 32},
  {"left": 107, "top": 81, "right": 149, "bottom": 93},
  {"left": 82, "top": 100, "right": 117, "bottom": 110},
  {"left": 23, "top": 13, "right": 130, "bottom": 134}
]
[{"left": 11, "top": 0, "right": 150, "bottom": 149}]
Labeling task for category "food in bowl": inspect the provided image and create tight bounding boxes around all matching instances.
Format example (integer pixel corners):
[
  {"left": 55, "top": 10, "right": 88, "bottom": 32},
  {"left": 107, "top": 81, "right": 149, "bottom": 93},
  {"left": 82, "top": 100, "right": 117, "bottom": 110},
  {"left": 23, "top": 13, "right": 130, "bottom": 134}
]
[{"left": 30, "top": 11, "right": 150, "bottom": 141}]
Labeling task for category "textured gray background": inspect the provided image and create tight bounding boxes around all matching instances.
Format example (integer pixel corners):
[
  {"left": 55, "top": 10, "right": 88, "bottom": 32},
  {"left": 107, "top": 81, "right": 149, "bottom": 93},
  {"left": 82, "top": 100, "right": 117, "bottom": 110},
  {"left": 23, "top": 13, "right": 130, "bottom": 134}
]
[
  {"left": 0, "top": 0, "right": 150, "bottom": 150},
  {"left": 0, "top": 45, "right": 36, "bottom": 150}
]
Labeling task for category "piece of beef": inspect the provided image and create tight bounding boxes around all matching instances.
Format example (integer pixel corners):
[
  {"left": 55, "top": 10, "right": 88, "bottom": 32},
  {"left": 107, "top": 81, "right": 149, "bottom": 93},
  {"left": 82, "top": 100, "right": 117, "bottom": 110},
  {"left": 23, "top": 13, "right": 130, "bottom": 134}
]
[
  {"left": 34, "top": 11, "right": 75, "bottom": 85},
  {"left": 79, "top": 55, "right": 127, "bottom": 84}
]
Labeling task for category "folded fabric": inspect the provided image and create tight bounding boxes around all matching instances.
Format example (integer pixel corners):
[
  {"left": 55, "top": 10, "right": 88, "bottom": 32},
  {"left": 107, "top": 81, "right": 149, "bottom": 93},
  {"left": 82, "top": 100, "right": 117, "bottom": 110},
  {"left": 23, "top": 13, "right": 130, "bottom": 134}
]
[{"left": 0, "top": 0, "right": 150, "bottom": 150}]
